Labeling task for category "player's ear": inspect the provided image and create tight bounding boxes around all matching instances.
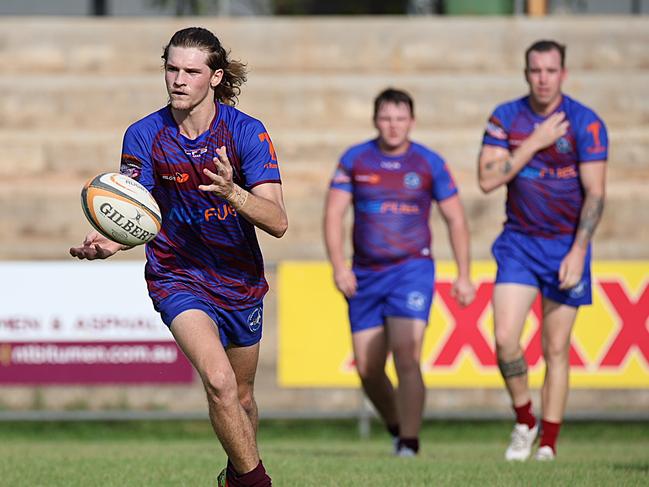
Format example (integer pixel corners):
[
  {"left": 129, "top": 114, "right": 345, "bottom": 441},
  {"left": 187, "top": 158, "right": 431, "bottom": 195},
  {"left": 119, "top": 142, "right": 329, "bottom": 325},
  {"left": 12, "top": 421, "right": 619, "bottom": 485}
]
[
  {"left": 210, "top": 69, "right": 224, "bottom": 88},
  {"left": 560, "top": 67, "right": 568, "bottom": 84}
]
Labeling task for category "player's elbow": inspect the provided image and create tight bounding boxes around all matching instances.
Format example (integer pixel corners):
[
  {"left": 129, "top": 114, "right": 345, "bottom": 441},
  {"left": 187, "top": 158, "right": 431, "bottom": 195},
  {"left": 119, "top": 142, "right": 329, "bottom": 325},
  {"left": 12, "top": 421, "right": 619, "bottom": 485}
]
[
  {"left": 271, "top": 216, "right": 288, "bottom": 238},
  {"left": 478, "top": 177, "right": 498, "bottom": 194}
]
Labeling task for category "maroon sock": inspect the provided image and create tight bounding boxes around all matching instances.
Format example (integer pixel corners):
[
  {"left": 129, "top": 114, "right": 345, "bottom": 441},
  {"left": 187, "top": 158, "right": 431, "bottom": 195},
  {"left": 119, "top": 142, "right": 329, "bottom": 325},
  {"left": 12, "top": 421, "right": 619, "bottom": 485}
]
[
  {"left": 513, "top": 400, "right": 536, "bottom": 429},
  {"left": 226, "top": 460, "right": 271, "bottom": 487},
  {"left": 398, "top": 437, "right": 419, "bottom": 453},
  {"left": 539, "top": 419, "right": 562, "bottom": 453},
  {"left": 387, "top": 423, "right": 400, "bottom": 439}
]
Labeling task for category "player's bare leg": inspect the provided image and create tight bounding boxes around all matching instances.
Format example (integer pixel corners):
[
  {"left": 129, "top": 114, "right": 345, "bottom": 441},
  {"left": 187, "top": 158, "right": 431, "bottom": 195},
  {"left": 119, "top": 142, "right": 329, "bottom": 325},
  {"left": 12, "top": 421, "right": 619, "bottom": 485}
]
[
  {"left": 493, "top": 284, "right": 539, "bottom": 404},
  {"left": 227, "top": 343, "right": 260, "bottom": 436},
  {"left": 170, "top": 310, "right": 259, "bottom": 474},
  {"left": 493, "top": 284, "right": 540, "bottom": 460},
  {"left": 387, "top": 317, "right": 426, "bottom": 455},
  {"left": 352, "top": 327, "right": 400, "bottom": 437},
  {"left": 536, "top": 298, "right": 578, "bottom": 459}
]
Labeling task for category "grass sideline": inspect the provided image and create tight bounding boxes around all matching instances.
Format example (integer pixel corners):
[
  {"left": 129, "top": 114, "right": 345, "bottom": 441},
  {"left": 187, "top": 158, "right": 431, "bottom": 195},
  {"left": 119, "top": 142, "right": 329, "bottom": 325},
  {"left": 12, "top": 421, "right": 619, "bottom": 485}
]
[{"left": 0, "top": 419, "right": 648, "bottom": 486}]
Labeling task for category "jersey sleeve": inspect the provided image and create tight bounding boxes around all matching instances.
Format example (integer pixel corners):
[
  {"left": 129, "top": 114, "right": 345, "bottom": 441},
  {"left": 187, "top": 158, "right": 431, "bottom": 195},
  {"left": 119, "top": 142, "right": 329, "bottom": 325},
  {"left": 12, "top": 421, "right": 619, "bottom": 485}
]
[
  {"left": 120, "top": 124, "right": 155, "bottom": 191},
  {"left": 329, "top": 150, "right": 354, "bottom": 193},
  {"left": 576, "top": 112, "right": 608, "bottom": 163},
  {"left": 238, "top": 120, "right": 281, "bottom": 189},
  {"left": 482, "top": 104, "right": 510, "bottom": 149},
  {"left": 430, "top": 154, "right": 458, "bottom": 202}
]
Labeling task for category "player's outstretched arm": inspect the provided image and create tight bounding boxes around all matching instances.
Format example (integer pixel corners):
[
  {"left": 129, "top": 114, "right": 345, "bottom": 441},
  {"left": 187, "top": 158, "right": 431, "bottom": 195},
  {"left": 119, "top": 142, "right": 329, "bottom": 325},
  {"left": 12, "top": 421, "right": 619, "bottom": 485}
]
[
  {"left": 558, "top": 160, "right": 606, "bottom": 289},
  {"left": 478, "top": 112, "right": 569, "bottom": 193},
  {"left": 324, "top": 188, "right": 357, "bottom": 298},
  {"left": 69, "top": 230, "right": 129, "bottom": 260},
  {"left": 437, "top": 194, "right": 475, "bottom": 306},
  {"left": 199, "top": 146, "right": 288, "bottom": 238}
]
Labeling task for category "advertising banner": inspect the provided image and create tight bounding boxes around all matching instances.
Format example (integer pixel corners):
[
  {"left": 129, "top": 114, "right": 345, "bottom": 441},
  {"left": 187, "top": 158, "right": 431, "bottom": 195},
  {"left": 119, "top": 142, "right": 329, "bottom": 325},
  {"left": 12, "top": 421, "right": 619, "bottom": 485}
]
[
  {"left": 0, "top": 262, "right": 193, "bottom": 384},
  {"left": 278, "top": 261, "right": 649, "bottom": 388}
]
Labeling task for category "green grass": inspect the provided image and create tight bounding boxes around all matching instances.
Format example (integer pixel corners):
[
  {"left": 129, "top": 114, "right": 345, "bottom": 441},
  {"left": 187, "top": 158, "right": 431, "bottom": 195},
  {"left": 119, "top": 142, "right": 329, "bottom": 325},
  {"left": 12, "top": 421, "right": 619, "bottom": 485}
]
[{"left": 0, "top": 420, "right": 648, "bottom": 486}]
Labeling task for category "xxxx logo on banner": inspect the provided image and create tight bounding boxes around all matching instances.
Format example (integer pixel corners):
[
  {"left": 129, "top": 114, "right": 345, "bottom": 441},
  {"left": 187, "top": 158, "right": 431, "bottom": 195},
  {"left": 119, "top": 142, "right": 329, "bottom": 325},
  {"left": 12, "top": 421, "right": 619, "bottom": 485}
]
[{"left": 278, "top": 261, "right": 649, "bottom": 388}]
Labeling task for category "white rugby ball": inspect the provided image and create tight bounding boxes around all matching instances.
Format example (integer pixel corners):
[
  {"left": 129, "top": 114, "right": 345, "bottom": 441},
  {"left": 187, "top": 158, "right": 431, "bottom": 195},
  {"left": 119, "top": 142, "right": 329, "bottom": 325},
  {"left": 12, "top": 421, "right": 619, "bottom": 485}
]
[{"left": 81, "top": 172, "right": 162, "bottom": 246}]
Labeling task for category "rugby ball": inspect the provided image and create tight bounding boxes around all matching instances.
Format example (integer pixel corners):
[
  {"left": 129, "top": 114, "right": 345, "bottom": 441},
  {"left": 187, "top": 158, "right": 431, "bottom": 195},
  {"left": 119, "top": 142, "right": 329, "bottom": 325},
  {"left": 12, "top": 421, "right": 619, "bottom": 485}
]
[{"left": 81, "top": 172, "right": 162, "bottom": 246}]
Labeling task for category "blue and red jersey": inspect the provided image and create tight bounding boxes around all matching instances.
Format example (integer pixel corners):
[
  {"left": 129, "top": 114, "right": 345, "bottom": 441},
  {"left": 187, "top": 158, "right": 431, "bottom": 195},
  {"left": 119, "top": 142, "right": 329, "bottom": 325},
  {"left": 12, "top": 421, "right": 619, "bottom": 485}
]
[
  {"left": 119, "top": 102, "right": 281, "bottom": 310},
  {"left": 330, "top": 139, "right": 458, "bottom": 270},
  {"left": 482, "top": 94, "right": 608, "bottom": 238}
]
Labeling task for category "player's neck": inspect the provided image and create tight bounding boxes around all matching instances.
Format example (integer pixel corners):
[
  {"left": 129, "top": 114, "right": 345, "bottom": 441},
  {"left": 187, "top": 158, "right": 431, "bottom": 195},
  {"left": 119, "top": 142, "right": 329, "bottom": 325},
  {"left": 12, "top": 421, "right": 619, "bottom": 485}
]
[
  {"left": 529, "top": 93, "right": 563, "bottom": 117},
  {"left": 377, "top": 139, "right": 410, "bottom": 156},
  {"left": 172, "top": 98, "right": 217, "bottom": 140}
]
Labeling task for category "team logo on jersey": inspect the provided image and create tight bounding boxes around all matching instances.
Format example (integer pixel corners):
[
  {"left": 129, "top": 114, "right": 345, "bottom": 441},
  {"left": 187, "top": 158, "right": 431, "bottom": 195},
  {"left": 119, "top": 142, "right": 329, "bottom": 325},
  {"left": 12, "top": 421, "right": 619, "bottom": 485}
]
[
  {"left": 406, "top": 291, "right": 426, "bottom": 311},
  {"left": 184, "top": 147, "right": 208, "bottom": 158},
  {"left": 568, "top": 280, "right": 587, "bottom": 299},
  {"left": 555, "top": 137, "right": 572, "bottom": 154},
  {"left": 248, "top": 307, "right": 262, "bottom": 332},
  {"left": 380, "top": 160, "right": 401, "bottom": 170},
  {"left": 404, "top": 172, "right": 421, "bottom": 189}
]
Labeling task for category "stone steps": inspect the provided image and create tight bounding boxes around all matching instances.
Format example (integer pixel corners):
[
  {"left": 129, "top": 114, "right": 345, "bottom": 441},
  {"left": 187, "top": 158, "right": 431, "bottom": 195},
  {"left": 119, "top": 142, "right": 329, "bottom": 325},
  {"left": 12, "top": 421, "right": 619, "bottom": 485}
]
[
  {"left": 1, "top": 72, "right": 647, "bottom": 130},
  {"left": 0, "top": 178, "right": 646, "bottom": 261},
  {"left": 0, "top": 17, "right": 647, "bottom": 74},
  {"left": 1, "top": 127, "right": 646, "bottom": 181}
]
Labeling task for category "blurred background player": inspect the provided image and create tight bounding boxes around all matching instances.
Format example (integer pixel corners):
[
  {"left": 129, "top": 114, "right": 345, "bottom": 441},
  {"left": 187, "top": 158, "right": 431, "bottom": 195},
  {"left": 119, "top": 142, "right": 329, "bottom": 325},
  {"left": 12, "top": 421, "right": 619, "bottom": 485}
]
[
  {"left": 324, "top": 88, "right": 475, "bottom": 457},
  {"left": 478, "top": 40, "right": 607, "bottom": 461},
  {"left": 70, "top": 27, "right": 287, "bottom": 486}
]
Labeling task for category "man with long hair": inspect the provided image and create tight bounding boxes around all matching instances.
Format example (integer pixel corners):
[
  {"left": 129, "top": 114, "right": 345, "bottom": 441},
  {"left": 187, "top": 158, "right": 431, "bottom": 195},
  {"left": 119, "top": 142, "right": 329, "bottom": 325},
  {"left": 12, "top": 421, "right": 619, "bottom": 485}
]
[{"left": 71, "top": 27, "right": 286, "bottom": 486}]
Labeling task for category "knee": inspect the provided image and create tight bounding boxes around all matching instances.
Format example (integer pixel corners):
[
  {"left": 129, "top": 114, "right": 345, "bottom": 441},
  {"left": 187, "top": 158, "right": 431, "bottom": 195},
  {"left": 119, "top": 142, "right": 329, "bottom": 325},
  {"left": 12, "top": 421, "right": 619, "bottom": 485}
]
[
  {"left": 237, "top": 385, "right": 255, "bottom": 414},
  {"left": 543, "top": 340, "right": 569, "bottom": 365},
  {"left": 201, "top": 369, "right": 238, "bottom": 406},
  {"left": 355, "top": 359, "right": 384, "bottom": 382},
  {"left": 392, "top": 347, "right": 420, "bottom": 375},
  {"left": 494, "top": 328, "right": 519, "bottom": 360}
]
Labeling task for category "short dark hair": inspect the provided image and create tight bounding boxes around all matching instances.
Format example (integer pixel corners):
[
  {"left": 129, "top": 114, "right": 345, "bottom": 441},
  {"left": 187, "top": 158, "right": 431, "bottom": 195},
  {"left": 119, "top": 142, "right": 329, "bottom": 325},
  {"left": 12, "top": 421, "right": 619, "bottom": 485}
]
[
  {"left": 162, "top": 27, "right": 247, "bottom": 106},
  {"left": 525, "top": 39, "right": 566, "bottom": 69},
  {"left": 373, "top": 88, "right": 415, "bottom": 119}
]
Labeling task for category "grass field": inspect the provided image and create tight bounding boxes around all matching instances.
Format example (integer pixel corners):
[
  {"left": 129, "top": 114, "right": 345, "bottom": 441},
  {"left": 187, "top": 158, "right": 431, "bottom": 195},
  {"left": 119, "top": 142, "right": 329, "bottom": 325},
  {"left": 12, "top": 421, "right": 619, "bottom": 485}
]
[{"left": 1, "top": 419, "right": 648, "bottom": 486}]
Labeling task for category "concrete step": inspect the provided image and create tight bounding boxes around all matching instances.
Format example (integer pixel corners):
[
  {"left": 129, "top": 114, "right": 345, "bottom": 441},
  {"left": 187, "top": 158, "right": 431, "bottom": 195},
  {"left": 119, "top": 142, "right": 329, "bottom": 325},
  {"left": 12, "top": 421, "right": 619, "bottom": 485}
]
[
  {"left": 0, "top": 17, "right": 647, "bottom": 74},
  {"left": 0, "top": 72, "right": 647, "bottom": 131},
  {"left": 1, "top": 127, "right": 646, "bottom": 181},
  {"left": 0, "top": 178, "right": 646, "bottom": 261}
]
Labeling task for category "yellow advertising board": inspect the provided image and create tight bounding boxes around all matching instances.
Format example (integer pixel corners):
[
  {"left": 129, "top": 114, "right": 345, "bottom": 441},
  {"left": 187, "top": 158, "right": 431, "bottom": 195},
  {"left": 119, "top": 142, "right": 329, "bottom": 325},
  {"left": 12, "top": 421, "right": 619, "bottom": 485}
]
[{"left": 278, "top": 261, "right": 649, "bottom": 388}]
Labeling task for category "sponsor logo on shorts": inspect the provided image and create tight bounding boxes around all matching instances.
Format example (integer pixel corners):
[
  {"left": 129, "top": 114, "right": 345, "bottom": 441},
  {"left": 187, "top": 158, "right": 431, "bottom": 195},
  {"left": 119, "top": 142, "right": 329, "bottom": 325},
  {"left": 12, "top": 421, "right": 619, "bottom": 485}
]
[
  {"left": 406, "top": 291, "right": 426, "bottom": 311},
  {"left": 569, "top": 280, "right": 587, "bottom": 299},
  {"left": 404, "top": 172, "right": 421, "bottom": 189},
  {"left": 248, "top": 307, "right": 262, "bottom": 332}
]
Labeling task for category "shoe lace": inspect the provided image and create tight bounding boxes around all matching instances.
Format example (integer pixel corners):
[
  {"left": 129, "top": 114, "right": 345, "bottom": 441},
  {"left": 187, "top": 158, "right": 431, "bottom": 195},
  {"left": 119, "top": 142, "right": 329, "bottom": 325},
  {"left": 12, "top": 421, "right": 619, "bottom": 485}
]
[{"left": 510, "top": 425, "right": 529, "bottom": 449}]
